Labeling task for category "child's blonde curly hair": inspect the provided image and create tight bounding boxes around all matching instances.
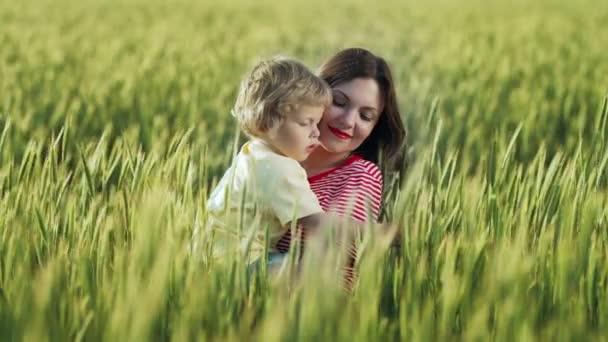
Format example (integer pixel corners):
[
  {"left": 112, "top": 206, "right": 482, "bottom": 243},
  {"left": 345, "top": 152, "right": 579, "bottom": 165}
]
[{"left": 232, "top": 56, "right": 332, "bottom": 138}]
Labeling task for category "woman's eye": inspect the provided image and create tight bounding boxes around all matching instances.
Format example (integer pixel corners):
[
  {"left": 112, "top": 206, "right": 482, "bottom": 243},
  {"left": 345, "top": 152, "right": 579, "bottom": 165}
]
[
  {"left": 332, "top": 98, "right": 346, "bottom": 107},
  {"left": 360, "top": 113, "right": 373, "bottom": 121}
]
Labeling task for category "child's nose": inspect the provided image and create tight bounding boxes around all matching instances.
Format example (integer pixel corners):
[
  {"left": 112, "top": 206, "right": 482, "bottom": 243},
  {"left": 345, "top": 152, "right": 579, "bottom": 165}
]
[{"left": 311, "top": 124, "right": 320, "bottom": 139}]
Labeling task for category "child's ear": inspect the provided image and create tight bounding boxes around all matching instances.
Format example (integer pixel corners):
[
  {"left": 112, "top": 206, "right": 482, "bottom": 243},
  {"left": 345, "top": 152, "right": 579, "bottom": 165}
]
[{"left": 262, "top": 126, "right": 278, "bottom": 140}]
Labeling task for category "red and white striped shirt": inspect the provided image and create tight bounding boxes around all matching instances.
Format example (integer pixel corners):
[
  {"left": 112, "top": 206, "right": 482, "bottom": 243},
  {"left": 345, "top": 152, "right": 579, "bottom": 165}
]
[
  {"left": 275, "top": 154, "right": 383, "bottom": 252},
  {"left": 274, "top": 155, "right": 382, "bottom": 289},
  {"left": 308, "top": 154, "right": 383, "bottom": 223}
]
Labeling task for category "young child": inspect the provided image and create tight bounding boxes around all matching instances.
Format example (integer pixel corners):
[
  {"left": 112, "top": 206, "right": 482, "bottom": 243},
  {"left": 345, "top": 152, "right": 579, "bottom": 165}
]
[{"left": 203, "top": 56, "right": 332, "bottom": 263}]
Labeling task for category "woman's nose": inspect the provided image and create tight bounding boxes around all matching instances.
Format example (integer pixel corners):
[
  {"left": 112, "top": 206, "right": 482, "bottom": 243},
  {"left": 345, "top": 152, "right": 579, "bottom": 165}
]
[{"left": 338, "top": 108, "right": 357, "bottom": 128}]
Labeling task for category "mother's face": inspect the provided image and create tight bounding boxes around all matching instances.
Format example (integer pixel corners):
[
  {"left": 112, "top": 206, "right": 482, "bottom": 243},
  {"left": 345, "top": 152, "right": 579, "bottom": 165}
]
[{"left": 317, "top": 78, "right": 383, "bottom": 155}]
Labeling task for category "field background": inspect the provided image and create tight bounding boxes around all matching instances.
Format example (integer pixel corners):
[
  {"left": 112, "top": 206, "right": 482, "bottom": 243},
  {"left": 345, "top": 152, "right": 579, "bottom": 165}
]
[{"left": 1, "top": 0, "right": 607, "bottom": 340}]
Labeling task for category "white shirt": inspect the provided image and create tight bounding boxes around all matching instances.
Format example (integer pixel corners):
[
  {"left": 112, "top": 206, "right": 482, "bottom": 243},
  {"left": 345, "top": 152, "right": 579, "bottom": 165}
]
[{"left": 205, "top": 140, "right": 322, "bottom": 261}]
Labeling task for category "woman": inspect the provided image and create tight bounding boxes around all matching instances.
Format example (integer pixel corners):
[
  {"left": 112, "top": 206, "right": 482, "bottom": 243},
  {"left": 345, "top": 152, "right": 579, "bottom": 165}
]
[{"left": 274, "top": 48, "right": 406, "bottom": 284}]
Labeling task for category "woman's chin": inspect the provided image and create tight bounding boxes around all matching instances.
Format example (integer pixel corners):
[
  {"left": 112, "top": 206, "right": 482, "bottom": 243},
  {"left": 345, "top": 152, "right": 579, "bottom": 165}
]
[{"left": 318, "top": 140, "right": 350, "bottom": 155}]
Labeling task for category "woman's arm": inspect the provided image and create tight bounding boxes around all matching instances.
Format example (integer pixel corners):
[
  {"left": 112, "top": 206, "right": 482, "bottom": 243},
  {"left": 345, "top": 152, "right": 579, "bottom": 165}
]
[{"left": 293, "top": 211, "right": 397, "bottom": 251}]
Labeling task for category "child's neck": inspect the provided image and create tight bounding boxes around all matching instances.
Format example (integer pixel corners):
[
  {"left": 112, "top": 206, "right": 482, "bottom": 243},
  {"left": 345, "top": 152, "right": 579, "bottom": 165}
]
[
  {"left": 301, "top": 147, "right": 351, "bottom": 177},
  {"left": 253, "top": 138, "right": 285, "bottom": 157}
]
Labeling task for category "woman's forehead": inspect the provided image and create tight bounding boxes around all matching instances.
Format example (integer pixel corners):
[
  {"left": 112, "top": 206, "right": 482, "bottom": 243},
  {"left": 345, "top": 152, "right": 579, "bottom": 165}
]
[{"left": 333, "top": 78, "right": 383, "bottom": 111}]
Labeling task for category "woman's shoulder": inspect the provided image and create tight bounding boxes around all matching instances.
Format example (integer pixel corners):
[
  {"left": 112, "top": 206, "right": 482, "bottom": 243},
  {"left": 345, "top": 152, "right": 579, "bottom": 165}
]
[
  {"left": 309, "top": 155, "right": 383, "bottom": 185},
  {"left": 349, "top": 157, "right": 382, "bottom": 181},
  {"left": 309, "top": 155, "right": 384, "bottom": 222},
  {"left": 335, "top": 156, "right": 383, "bottom": 186}
]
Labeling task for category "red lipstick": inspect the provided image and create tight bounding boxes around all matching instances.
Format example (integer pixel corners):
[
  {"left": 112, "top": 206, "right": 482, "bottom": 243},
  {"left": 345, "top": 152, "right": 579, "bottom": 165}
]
[{"left": 328, "top": 126, "right": 352, "bottom": 139}]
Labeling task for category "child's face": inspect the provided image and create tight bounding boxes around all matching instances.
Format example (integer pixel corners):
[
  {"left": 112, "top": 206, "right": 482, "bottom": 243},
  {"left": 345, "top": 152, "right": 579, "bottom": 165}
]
[{"left": 264, "top": 105, "right": 324, "bottom": 161}]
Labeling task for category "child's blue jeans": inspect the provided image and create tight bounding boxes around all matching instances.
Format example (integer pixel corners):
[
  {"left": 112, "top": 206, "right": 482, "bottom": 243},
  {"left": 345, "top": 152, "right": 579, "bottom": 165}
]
[{"left": 247, "top": 251, "right": 288, "bottom": 277}]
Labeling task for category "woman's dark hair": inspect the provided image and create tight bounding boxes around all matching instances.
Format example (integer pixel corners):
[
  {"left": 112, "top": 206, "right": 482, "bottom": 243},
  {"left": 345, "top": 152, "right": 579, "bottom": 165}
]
[{"left": 318, "top": 48, "right": 407, "bottom": 172}]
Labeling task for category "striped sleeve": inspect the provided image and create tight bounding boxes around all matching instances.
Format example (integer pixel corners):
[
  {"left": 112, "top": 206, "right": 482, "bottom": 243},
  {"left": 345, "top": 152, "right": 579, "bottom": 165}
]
[
  {"left": 311, "top": 161, "right": 383, "bottom": 223},
  {"left": 343, "top": 163, "right": 383, "bottom": 222}
]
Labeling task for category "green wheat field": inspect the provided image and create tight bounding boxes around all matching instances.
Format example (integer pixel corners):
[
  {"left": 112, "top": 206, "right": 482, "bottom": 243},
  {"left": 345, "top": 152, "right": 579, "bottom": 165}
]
[{"left": 1, "top": 0, "right": 607, "bottom": 340}]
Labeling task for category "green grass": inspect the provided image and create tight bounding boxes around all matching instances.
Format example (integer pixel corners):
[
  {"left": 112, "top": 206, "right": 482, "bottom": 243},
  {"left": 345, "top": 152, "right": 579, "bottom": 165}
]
[{"left": 0, "top": 0, "right": 607, "bottom": 340}]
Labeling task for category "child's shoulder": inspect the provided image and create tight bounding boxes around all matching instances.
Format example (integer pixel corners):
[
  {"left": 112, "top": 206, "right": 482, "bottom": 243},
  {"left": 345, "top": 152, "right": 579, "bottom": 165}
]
[
  {"left": 239, "top": 140, "right": 306, "bottom": 179},
  {"left": 244, "top": 140, "right": 300, "bottom": 166}
]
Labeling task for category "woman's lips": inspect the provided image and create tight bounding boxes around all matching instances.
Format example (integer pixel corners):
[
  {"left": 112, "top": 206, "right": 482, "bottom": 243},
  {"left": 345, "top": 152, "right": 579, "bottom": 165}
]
[{"left": 328, "top": 126, "right": 352, "bottom": 139}]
